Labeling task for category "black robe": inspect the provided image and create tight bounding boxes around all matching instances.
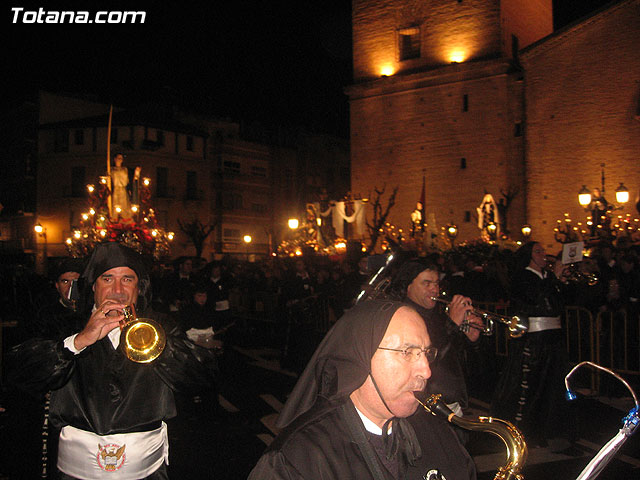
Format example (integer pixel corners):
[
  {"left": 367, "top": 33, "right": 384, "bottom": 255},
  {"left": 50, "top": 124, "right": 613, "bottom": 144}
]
[
  {"left": 249, "top": 397, "right": 476, "bottom": 480},
  {"left": 491, "top": 269, "right": 573, "bottom": 444},
  {"left": 252, "top": 300, "right": 476, "bottom": 480},
  {"left": 8, "top": 309, "right": 216, "bottom": 435}
]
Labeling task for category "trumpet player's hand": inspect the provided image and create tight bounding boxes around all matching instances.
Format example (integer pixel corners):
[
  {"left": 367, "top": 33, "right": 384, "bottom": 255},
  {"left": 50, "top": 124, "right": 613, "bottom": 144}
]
[
  {"left": 74, "top": 301, "right": 126, "bottom": 351},
  {"left": 447, "top": 295, "right": 481, "bottom": 342}
]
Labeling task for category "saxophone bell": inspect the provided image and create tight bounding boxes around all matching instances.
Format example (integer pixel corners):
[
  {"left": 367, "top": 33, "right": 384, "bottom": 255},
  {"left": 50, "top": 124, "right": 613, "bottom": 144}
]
[{"left": 414, "top": 392, "right": 527, "bottom": 480}]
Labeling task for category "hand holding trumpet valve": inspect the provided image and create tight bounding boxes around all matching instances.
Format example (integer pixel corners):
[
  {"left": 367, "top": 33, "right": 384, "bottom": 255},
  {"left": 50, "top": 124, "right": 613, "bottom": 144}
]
[
  {"left": 446, "top": 295, "right": 483, "bottom": 342},
  {"left": 74, "top": 300, "right": 127, "bottom": 351}
]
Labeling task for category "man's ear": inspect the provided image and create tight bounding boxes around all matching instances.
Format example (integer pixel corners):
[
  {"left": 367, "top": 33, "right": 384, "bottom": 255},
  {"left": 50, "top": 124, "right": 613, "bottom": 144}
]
[{"left": 92, "top": 282, "right": 96, "bottom": 292}]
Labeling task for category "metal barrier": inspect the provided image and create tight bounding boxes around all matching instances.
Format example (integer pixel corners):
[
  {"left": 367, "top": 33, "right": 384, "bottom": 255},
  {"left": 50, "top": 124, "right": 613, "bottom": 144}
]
[{"left": 476, "top": 303, "right": 640, "bottom": 393}]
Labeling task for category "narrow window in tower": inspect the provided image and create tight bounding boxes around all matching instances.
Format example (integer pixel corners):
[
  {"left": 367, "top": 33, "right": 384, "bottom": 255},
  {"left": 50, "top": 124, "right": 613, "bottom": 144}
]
[
  {"left": 464, "top": 211, "right": 471, "bottom": 222},
  {"left": 460, "top": 158, "right": 467, "bottom": 169},
  {"left": 514, "top": 122, "right": 523, "bottom": 137},
  {"left": 512, "top": 34, "right": 520, "bottom": 61},
  {"left": 463, "top": 94, "right": 469, "bottom": 112},
  {"left": 398, "top": 27, "right": 420, "bottom": 61}
]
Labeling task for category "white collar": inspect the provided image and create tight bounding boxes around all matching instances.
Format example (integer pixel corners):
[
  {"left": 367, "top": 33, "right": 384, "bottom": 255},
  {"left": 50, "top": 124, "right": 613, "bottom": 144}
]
[
  {"left": 353, "top": 404, "right": 391, "bottom": 436},
  {"left": 525, "top": 266, "right": 545, "bottom": 280}
]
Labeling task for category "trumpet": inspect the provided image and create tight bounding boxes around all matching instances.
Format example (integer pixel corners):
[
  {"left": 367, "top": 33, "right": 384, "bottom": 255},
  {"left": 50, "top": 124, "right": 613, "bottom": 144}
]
[
  {"left": 562, "top": 264, "right": 599, "bottom": 286},
  {"left": 120, "top": 305, "right": 166, "bottom": 363},
  {"left": 430, "top": 296, "right": 528, "bottom": 339}
]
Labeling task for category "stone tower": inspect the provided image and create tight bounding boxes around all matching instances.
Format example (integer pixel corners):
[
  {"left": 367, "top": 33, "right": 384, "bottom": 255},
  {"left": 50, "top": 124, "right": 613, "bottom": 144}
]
[{"left": 347, "top": 0, "right": 552, "bottom": 244}]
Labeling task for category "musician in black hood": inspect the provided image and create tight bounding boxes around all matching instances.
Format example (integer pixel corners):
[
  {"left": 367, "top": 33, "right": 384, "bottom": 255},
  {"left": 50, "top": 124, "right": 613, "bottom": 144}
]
[
  {"left": 248, "top": 300, "right": 476, "bottom": 480},
  {"left": 9, "top": 243, "right": 216, "bottom": 479},
  {"left": 390, "top": 261, "right": 482, "bottom": 434}
]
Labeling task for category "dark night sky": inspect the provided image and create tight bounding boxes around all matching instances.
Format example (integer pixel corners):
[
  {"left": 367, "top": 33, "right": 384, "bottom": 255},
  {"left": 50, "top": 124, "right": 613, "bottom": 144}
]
[{"left": 3, "top": 0, "right": 613, "bottom": 138}]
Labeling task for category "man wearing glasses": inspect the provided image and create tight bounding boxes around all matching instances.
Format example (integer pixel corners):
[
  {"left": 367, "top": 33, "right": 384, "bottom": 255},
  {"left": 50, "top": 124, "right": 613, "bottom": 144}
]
[
  {"left": 391, "top": 262, "right": 482, "bottom": 442},
  {"left": 249, "top": 300, "right": 476, "bottom": 479}
]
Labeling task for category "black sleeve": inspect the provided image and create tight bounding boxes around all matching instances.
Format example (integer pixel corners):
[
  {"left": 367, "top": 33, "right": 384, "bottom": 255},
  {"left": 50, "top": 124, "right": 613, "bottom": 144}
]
[
  {"left": 7, "top": 337, "right": 77, "bottom": 396},
  {"left": 152, "top": 314, "right": 218, "bottom": 394}
]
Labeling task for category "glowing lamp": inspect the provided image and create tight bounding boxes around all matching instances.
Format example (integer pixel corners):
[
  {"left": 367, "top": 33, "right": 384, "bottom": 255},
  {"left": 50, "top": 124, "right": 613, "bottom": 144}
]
[
  {"left": 143, "top": 178, "right": 151, "bottom": 186},
  {"left": 87, "top": 184, "right": 95, "bottom": 193},
  {"left": 615, "top": 183, "right": 629, "bottom": 204},
  {"left": 81, "top": 213, "right": 89, "bottom": 221},
  {"left": 34, "top": 223, "right": 44, "bottom": 234},
  {"left": 380, "top": 65, "right": 394, "bottom": 76},
  {"left": 99, "top": 230, "right": 106, "bottom": 237},
  {"left": 243, "top": 235, "right": 252, "bottom": 244},
  {"left": 578, "top": 185, "right": 592, "bottom": 206},
  {"left": 167, "top": 232, "right": 175, "bottom": 241},
  {"left": 115, "top": 206, "right": 122, "bottom": 214},
  {"left": 449, "top": 51, "right": 465, "bottom": 63},
  {"left": 89, "top": 208, "right": 96, "bottom": 215},
  {"left": 65, "top": 238, "right": 72, "bottom": 245},
  {"left": 73, "top": 230, "right": 81, "bottom": 239},
  {"left": 151, "top": 229, "right": 158, "bottom": 237},
  {"left": 288, "top": 218, "right": 299, "bottom": 230},
  {"left": 521, "top": 225, "right": 532, "bottom": 238}
]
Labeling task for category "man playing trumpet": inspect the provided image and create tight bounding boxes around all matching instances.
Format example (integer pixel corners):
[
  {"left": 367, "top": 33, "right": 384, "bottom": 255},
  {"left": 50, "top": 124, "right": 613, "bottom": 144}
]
[
  {"left": 10, "top": 243, "right": 216, "bottom": 479},
  {"left": 390, "top": 262, "right": 483, "bottom": 442}
]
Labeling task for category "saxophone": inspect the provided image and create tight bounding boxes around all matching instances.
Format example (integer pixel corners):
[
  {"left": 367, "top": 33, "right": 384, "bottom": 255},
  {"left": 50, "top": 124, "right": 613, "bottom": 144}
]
[{"left": 414, "top": 393, "right": 528, "bottom": 480}]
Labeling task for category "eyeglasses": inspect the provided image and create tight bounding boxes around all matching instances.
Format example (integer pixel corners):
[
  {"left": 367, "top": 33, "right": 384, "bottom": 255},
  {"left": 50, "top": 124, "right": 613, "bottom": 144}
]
[{"left": 377, "top": 346, "right": 438, "bottom": 363}]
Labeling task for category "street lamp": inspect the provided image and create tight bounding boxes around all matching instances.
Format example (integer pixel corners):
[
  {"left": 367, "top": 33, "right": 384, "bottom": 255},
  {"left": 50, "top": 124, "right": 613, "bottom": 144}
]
[
  {"left": 445, "top": 223, "right": 458, "bottom": 248},
  {"left": 578, "top": 164, "right": 630, "bottom": 240},
  {"left": 578, "top": 185, "right": 592, "bottom": 206},
  {"left": 34, "top": 222, "right": 48, "bottom": 274},
  {"left": 288, "top": 218, "right": 299, "bottom": 230},
  {"left": 521, "top": 224, "right": 532, "bottom": 239},
  {"left": 243, "top": 235, "right": 252, "bottom": 261},
  {"left": 578, "top": 163, "right": 629, "bottom": 208},
  {"left": 615, "top": 183, "right": 629, "bottom": 204}
]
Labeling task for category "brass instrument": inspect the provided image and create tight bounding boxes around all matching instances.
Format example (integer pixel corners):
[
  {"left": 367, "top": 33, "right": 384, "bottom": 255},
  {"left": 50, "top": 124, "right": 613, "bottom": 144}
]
[
  {"left": 562, "top": 264, "right": 599, "bottom": 286},
  {"left": 355, "top": 251, "right": 396, "bottom": 304},
  {"left": 430, "top": 296, "right": 528, "bottom": 339},
  {"left": 415, "top": 392, "right": 527, "bottom": 480},
  {"left": 120, "top": 305, "right": 166, "bottom": 363}
]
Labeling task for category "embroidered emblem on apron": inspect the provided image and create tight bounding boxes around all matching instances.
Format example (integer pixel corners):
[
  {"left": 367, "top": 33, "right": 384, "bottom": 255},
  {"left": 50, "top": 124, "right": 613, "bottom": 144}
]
[
  {"left": 423, "top": 469, "right": 446, "bottom": 480},
  {"left": 97, "top": 443, "right": 126, "bottom": 471}
]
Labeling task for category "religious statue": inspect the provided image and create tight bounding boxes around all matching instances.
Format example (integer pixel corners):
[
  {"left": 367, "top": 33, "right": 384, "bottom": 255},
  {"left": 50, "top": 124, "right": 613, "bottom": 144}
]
[
  {"left": 476, "top": 193, "right": 499, "bottom": 234},
  {"left": 110, "top": 153, "right": 140, "bottom": 220},
  {"left": 587, "top": 188, "right": 611, "bottom": 237}
]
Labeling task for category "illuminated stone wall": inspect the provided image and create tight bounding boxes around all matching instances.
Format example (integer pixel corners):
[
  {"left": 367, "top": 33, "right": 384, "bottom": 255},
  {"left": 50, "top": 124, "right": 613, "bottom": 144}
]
[
  {"left": 521, "top": 0, "right": 640, "bottom": 250},
  {"left": 349, "top": 0, "right": 552, "bottom": 244}
]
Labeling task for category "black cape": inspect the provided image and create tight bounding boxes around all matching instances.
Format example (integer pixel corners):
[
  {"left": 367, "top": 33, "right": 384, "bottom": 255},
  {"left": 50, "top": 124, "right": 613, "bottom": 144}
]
[{"left": 251, "top": 300, "right": 476, "bottom": 479}]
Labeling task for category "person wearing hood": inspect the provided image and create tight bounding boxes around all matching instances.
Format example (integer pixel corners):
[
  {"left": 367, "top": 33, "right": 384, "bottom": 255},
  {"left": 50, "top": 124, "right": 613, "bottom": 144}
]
[
  {"left": 9, "top": 242, "right": 217, "bottom": 479},
  {"left": 389, "top": 261, "right": 482, "bottom": 436},
  {"left": 248, "top": 300, "right": 476, "bottom": 479}
]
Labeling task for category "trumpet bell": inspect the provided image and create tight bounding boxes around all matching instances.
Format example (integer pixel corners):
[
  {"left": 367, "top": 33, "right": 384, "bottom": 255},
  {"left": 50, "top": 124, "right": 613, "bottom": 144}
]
[
  {"left": 508, "top": 315, "right": 529, "bottom": 338},
  {"left": 121, "top": 318, "right": 166, "bottom": 363},
  {"left": 119, "top": 306, "right": 166, "bottom": 363}
]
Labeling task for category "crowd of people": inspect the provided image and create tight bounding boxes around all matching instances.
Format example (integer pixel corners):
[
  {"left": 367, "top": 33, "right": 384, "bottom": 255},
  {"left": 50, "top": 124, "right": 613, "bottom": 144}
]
[{"left": 1, "top": 238, "right": 639, "bottom": 478}]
